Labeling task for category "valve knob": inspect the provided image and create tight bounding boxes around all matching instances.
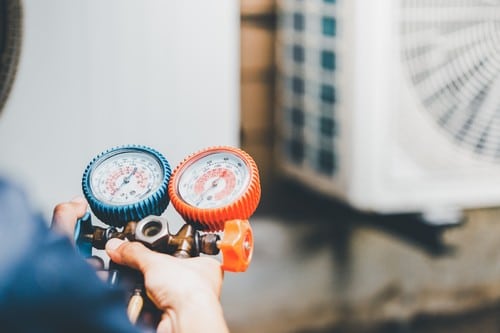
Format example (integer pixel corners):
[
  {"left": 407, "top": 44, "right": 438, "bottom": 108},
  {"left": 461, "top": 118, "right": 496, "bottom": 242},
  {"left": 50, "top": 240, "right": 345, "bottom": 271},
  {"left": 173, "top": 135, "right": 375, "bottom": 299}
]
[{"left": 218, "top": 219, "right": 254, "bottom": 272}]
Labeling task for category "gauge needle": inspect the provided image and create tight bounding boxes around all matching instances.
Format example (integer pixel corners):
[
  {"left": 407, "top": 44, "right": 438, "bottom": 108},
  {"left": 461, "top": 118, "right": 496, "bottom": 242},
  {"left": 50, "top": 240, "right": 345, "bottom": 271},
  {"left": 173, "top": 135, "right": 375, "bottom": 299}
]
[
  {"left": 195, "top": 170, "right": 227, "bottom": 206},
  {"left": 111, "top": 167, "right": 138, "bottom": 196},
  {"left": 123, "top": 167, "right": 138, "bottom": 184}
]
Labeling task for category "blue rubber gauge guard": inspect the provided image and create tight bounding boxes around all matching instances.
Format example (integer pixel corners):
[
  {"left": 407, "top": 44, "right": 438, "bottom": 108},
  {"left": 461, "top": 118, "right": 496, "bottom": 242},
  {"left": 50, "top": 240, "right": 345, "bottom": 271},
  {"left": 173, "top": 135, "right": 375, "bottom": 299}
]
[{"left": 81, "top": 145, "right": 172, "bottom": 227}]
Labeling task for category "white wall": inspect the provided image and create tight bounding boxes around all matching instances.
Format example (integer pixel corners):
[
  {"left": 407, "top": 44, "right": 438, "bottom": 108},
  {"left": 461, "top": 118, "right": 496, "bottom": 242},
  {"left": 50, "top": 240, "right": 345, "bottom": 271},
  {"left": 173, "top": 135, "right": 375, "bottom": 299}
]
[{"left": 0, "top": 0, "right": 239, "bottom": 221}]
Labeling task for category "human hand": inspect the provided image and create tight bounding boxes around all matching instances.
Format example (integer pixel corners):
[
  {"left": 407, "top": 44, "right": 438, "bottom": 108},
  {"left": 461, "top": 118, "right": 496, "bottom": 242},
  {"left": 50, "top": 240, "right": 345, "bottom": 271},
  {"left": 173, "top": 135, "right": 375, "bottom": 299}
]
[
  {"left": 51, "top": 197, "right": 229, "bottom": 332},
  {"left": 106, "top": 238, "right": 229, "bottom": 333},
  {"left": 51, "top": 197, "right": 106, "bottom": 272},
  {"left": 51, "top": 196, "right": 88, "bottom": 240}
]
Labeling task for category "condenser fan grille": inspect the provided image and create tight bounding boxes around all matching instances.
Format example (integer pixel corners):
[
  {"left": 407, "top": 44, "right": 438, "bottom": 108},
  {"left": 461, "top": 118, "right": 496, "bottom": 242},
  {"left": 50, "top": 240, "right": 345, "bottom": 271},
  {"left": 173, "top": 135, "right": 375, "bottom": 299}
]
[
  {"left": 0, "top": 0, "right": 22, "bottom": 112},
  {"left": 401, "top": 0, "right": 500, "bottom": 160}
]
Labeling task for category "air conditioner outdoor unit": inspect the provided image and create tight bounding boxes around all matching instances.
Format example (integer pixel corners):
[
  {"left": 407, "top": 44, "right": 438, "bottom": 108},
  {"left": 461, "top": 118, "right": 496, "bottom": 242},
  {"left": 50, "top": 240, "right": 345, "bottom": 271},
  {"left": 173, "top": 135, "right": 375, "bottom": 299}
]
[{"left": 276, "top": 0, "right": 500, "bottom": 223}]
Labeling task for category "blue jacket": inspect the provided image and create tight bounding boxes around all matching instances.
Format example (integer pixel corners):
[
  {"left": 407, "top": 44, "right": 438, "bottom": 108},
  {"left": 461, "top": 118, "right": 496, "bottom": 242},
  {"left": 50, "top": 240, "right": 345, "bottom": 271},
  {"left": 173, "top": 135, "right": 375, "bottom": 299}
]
[{"left": 0, "top": 178, "right": 140, "bottom": 333}]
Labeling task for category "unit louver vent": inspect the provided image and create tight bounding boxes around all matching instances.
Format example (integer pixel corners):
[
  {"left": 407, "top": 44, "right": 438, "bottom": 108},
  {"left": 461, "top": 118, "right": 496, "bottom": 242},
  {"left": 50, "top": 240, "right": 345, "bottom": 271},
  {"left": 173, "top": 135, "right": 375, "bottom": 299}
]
[
  {"left": 277, "top": 0, "right": 338, "bottom": 176},
  {"left": 401, "top": 0, "right": 500, "bottom": 160}
]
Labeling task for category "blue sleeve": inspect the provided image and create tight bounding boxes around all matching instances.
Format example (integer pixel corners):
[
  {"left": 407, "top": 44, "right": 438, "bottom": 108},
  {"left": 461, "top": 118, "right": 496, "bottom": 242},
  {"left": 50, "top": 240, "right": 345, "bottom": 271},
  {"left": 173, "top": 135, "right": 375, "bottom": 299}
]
[{"left": 0, "top": 178, "right": 141, "bottom": 333}]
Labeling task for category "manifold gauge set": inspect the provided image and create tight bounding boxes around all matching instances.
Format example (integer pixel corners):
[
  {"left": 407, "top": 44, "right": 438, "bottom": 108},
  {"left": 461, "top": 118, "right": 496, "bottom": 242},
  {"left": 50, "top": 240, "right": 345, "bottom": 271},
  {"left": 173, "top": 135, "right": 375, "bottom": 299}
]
[{"left": 73, "top": 145, "right": 261, "bottom": 324}]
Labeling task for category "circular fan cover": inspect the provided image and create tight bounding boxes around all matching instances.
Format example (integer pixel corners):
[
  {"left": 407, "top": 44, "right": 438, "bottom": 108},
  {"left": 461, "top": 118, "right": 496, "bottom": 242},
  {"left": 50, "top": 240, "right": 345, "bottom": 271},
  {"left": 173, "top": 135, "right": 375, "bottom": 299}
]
[
  {"left": 401, "top": 0, "right": 500, "bottom": 160},
  {"left": 0, "top": 0, "right": 22, "bottom": 112}
]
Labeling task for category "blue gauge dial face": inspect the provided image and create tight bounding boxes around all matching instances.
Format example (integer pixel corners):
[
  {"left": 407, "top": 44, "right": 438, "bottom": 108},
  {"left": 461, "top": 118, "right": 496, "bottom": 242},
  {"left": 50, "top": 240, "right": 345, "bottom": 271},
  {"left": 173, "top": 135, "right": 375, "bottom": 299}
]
[{"left": 89, "top": 151, "right": 164, "bottom": 205}]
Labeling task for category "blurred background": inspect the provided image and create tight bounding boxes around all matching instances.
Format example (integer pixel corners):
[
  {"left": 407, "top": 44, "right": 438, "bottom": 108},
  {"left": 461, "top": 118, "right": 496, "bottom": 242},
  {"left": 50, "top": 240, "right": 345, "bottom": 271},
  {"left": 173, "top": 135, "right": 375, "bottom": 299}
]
[{"left": 2, "top": 0, "right": 500, "bottom": 332}]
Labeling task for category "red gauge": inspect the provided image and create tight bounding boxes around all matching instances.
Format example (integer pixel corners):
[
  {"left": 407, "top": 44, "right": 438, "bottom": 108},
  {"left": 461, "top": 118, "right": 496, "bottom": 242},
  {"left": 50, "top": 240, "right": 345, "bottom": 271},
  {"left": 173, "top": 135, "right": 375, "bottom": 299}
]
[{"left": 168, "top": 146, "right": 261, "bottom": 231}]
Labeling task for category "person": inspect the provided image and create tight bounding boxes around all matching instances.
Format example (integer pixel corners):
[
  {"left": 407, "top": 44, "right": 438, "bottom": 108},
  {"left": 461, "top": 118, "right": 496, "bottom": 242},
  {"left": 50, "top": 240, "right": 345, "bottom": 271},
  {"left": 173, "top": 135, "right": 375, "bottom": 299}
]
[{"left": 0, "top": 178, "right": 229, "bottom": 333}]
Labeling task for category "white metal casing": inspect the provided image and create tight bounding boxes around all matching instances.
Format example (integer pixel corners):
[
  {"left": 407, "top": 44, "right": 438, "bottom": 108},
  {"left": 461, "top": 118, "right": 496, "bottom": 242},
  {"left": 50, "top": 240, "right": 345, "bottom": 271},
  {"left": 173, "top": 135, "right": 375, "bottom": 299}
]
[{"left": 276, "top": 0, "right": 500, "bottom": 215}]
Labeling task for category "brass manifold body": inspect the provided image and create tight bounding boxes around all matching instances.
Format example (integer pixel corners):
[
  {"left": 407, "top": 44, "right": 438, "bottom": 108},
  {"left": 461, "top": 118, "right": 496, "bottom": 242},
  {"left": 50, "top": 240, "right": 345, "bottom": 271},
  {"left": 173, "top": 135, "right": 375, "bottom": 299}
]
[
  {"left": 76, "top": 215, "right": 225, "bottom": 325},
  {"left": 76, "top": 213, "right": 252, "bottom": 325},
  {"left": 83, "top": 215, "right": 221, "bottom": 258}
]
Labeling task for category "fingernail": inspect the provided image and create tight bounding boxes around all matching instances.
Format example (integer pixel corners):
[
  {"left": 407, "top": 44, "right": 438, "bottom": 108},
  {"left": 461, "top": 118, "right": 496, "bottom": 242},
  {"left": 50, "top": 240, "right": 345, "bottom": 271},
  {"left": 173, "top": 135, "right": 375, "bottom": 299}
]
[{"left": 106, "top": 238, "right": 125, "bottom": 251}]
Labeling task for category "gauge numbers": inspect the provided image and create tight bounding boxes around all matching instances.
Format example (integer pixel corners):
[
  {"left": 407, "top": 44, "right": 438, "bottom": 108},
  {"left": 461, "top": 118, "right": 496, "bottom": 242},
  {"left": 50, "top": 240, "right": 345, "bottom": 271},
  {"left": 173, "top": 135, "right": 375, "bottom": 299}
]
[
  {"left": 177, "top": 152, "right": 250, "bottom": 209},
  {"left": 90, "top": 151, "right": 164, "bottom": 205}
]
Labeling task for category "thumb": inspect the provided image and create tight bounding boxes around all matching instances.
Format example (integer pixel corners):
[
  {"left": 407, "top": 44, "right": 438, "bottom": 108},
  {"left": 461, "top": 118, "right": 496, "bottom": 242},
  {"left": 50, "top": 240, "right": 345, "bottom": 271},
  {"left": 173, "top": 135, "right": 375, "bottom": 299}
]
[{"left": 105, "top": 239, "right": 158, "bottom": 273}]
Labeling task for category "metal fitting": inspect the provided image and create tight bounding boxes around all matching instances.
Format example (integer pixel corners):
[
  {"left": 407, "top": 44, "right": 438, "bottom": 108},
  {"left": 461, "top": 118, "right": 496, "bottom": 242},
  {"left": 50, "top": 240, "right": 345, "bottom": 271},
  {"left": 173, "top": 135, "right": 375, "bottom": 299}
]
[
  {"left": 135, "top": 215, "right": 170, "bottom": 251},
  {"left": 199, "top": 233, "right": 220, "bottom": 255}
]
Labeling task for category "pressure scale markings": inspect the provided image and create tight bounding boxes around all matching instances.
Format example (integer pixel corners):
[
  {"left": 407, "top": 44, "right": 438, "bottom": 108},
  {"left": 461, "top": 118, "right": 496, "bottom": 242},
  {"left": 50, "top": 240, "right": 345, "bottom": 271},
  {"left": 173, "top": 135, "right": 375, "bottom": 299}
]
[
  {"left": 82, "top": 145, "right": 171, "bottom": 227},
  {"left": 169, "top": 146, "right": 261, "bottom": 231}
]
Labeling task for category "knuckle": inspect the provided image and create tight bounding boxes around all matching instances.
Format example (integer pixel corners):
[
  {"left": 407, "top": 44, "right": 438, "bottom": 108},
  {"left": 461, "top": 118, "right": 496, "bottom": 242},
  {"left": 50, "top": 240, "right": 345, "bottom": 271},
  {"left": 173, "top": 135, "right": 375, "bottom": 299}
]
[
  {"left": 201, "top": 256, "right": 220, "bottom": 269},
  {"left": 119, "top": 241, "right": 156, "bottom": 271},
  {"left": 52, "top": 204, "right": 74, "bottom": 219}
]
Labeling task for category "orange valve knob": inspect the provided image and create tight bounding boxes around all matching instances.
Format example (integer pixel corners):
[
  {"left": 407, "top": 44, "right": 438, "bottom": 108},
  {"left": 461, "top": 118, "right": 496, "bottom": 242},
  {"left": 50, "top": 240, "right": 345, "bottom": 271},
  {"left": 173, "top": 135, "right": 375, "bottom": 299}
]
[
  {"left": 169, "top": 146, "right": 261, "bottom": 232},
  {"left": 218, "top": 219, "right": 254, "bottom": 272}
]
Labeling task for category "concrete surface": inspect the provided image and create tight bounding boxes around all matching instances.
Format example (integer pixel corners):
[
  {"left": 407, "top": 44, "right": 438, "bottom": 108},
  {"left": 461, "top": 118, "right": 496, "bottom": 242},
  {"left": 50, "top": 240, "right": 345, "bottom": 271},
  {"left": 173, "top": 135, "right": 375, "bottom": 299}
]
[{"left": 220, "top": 181, "right": 500, "bottom": 333}]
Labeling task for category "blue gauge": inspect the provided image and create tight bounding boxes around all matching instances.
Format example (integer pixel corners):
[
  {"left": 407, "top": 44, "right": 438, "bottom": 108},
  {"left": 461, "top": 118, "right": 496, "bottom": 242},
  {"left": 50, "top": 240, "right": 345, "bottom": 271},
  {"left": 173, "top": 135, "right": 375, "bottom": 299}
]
[{"left": 82, "top": 145, "right": 171, "bottom": 227}]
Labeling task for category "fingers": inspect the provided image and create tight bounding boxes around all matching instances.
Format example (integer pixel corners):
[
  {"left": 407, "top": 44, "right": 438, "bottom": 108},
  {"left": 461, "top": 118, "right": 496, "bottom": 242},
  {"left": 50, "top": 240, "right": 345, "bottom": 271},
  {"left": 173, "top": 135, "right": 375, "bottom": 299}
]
[
  {"left": 187, "top": 256, "right": 223, "bottom": 281},
  {"left": 86, "top": 256, "right": 105, "bottom": 270},
  {"left": 51, "top": 196, "right": 88, "bottom": 238},
  {"left": 86, "top": 256, "right": 109, "bottom": 282},
  {"left": 106, "top": 238, "right": 224, "bottom": 300},
  {"left": 105, "top": 238, "right": 159, "bottom": 273},
  {"left": 106, "top": 239, "right": 223, "bottom": 284},
  {"left": 187, "top": 256, "right": 225, "bottom": 295},
  {"left": 156, "top": 310, "right": 175, "bottom": 333}
]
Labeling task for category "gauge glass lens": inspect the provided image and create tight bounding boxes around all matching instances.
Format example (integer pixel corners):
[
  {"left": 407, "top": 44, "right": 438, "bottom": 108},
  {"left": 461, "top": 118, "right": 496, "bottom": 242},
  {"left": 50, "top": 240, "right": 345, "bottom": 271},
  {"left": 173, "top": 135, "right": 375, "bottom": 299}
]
[
  {"left": 177, "top": 152, "right": 250, "bottom": 209},
  {"left": 90, "top": 151, "right": 164, "bottom": 205}
]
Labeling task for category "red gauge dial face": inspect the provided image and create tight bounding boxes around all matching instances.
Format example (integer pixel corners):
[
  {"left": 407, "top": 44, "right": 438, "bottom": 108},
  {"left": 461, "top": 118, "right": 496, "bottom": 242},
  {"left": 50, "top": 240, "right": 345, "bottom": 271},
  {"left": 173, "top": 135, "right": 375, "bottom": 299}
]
[{"left": 176, "top": 152, "right": 250, "bottom": 209}]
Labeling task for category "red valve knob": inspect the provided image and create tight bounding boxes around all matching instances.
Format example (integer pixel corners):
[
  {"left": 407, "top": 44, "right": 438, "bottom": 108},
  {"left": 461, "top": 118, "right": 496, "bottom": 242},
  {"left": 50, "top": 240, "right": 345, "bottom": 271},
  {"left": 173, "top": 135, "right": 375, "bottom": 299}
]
[{"left": 218, "top": 219, "right": 254, "bottom": 272}]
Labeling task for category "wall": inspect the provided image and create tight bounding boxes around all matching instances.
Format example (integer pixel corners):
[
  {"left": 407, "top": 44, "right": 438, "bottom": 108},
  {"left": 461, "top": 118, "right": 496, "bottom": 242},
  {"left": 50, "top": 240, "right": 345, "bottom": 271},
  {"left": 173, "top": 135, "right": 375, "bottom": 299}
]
[
  {"left": 240, "top": 0, "right": 277, "bottom": 197},
  {"left": 0, "top": 0, "right": 239, "bottom": 221}
]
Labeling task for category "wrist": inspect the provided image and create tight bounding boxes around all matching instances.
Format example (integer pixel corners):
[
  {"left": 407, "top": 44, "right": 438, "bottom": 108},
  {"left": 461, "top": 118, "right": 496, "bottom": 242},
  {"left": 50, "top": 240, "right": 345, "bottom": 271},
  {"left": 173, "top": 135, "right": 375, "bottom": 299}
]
[{"left": 173, "top": 292, "right": 228, "bottom": 332}]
